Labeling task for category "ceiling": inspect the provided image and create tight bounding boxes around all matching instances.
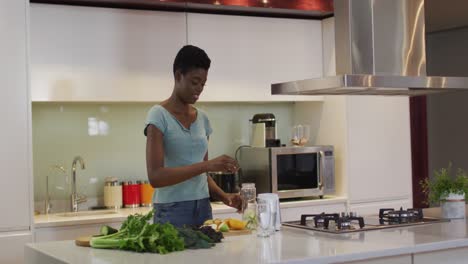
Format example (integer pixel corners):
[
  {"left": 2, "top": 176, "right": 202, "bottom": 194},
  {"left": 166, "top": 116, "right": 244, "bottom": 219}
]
[{"left": 426, "top": 0, "right": 468, "bottom": 33}]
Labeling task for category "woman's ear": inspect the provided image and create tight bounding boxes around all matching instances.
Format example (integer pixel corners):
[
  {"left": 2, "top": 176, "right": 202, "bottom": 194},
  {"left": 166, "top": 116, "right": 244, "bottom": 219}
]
[{"left": 174, "top": 70, "right": 183, "bottom": 82}]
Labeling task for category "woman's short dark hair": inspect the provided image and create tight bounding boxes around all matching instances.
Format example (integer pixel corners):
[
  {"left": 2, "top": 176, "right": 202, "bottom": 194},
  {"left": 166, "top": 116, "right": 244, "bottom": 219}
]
[{"left": 173, "top": 45, "right": 211, "bottom": 76}]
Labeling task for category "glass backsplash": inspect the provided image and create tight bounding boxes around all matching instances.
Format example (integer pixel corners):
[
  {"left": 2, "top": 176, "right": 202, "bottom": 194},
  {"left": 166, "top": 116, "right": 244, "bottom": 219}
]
[{"left": 32, "top": 102, "right": 294, "bottom": 202}]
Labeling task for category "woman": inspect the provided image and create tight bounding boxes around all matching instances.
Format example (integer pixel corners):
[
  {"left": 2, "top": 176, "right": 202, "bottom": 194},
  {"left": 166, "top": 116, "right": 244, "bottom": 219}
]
[{"left": 144, "top": 45, "right": 242, "bottom": 227}]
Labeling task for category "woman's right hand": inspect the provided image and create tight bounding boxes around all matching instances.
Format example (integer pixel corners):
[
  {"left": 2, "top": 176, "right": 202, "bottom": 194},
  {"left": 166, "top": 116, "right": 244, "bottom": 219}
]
[{"left": 206, "top": 155, "right": 239, "bottom": 173}]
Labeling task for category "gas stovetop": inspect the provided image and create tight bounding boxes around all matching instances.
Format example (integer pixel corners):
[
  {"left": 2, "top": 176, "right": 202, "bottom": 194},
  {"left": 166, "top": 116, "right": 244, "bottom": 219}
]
[{"left": 282, "top": 207, "right": 449, "bottom": 234}]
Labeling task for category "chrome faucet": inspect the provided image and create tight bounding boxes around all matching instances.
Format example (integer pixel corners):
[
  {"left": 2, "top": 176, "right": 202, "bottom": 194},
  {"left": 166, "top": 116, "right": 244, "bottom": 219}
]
[{"left": 71, "top": 156, "right": 87, "bottom": 212}]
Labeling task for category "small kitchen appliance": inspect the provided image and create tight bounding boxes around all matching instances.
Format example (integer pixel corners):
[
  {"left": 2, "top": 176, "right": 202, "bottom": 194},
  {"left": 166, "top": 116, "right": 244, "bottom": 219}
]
[
  {"left": 238, "top": 145, "right": 335, "bottom": 199},
  {"left": 250, "top": 113, "right": 280, "bottom": 147}
]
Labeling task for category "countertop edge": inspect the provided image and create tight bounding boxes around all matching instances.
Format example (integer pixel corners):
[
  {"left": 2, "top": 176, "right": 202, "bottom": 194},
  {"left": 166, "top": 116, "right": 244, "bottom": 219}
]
[{"left": 282, "top": 238, "right": 468, "bottom": 264}]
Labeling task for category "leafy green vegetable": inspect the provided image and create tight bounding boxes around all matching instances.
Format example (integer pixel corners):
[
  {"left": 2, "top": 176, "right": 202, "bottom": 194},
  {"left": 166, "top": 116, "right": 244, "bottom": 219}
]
[
  {"left": 90, "top": 210, "right": 184, "bottom": 254},
  {"left": 198, "top": 226, "right": 223, "bottom": 243},
  {"left": 176, "top": 227, "right": 215, "bottom": 249}
]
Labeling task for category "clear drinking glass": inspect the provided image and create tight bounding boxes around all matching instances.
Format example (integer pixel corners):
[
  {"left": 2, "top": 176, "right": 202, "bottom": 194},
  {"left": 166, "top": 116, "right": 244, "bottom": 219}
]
[
  {"left": 258, "top": 193, "right": 278, "bottom": 235},
  {"left": 256, "top": 199, "right": 271, "bottom": 237}
]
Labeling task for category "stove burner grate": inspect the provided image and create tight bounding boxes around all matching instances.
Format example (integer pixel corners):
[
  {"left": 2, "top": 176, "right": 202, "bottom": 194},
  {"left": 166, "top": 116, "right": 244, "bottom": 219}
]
[
  {"left": 379, "top": 207, "right": 423, "bottom": 224},
  {"left": 300, "top": 212, "right": 365, "bottom": 230}
]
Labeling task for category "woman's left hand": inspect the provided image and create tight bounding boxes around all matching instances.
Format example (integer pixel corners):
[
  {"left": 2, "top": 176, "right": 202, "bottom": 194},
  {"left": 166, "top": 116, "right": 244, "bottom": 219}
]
[{"left": 222, "top": 193, "right": 243, "bottom": 212}]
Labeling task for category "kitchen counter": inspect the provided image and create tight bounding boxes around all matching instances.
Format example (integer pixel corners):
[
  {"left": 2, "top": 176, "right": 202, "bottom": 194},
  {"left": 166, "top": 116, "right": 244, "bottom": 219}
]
[
  {"left": 26, "top": 215, "right": 468, "bottom": 264},
  {"left": 34, "top": 196, "right": 347, "bottom": 228}
]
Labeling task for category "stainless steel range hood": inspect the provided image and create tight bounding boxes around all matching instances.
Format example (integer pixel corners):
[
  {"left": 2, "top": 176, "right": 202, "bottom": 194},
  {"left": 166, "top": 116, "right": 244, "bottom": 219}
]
[{"left": 271, "top": 0, "right": 468, "bottom": 96}]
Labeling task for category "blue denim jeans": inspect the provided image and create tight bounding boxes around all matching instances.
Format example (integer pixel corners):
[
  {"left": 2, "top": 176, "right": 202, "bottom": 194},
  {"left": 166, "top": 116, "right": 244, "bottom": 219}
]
[{"left": 153, "top": 198, "right": 213, "bottom": 227}]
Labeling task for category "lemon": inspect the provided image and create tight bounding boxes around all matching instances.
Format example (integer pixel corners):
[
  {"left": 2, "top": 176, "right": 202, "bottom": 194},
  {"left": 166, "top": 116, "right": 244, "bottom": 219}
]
[{"left": 228, "top": 219, "right": 247, "bottom": 230}]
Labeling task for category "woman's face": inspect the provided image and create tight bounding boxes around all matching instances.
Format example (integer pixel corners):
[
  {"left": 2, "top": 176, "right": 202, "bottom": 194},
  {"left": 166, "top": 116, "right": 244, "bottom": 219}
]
[{"left": 175, "top": 68, "right": 208, "bottom": 104}]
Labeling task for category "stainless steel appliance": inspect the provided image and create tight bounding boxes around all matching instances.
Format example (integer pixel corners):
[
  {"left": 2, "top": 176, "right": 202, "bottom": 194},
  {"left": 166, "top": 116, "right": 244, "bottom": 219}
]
[
  {"left": 283, "top": 207, "right": 449, "bottom": 234},
  {"left": 271, "top": 0, "right": 468, "bottom": 96},
  {"left": 250, "top": 113, "right": 280, "bottom": 148},
  {"left": 238, "top": 146, "right": 335, "bottom": 199}
]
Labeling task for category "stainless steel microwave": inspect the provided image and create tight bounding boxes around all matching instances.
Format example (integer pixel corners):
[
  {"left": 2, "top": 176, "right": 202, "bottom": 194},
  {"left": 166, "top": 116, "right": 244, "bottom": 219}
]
[{"left": 238, "top": 146, "right": 335, "bottom": 199}]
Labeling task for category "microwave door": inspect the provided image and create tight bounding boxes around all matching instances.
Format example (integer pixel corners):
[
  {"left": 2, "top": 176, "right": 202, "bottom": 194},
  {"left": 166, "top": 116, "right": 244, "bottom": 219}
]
[{"left": 274, "top": 152, "right": 321, "bottom": 199}]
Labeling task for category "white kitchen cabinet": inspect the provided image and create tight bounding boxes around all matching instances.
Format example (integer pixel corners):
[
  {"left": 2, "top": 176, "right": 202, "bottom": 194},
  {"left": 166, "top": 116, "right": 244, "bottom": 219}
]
[
  {"left": 213, "top": 211, "right": 240, "bottom": 220},
  {"left": 280, "top": 201, "right": 346, "bottom": 222},
  {"left": 35, "top": 222, "right": 122, "bottom": 242},
  {"left": 413, "top": 247, "right": 468, "bottom": 264},
  {"left": 0, "top": 0, "right": 31, "bottom": 233},
  {"left": 30, "top": 4, "right": 186, "bottom": 102},
  {"left": 30, "top": 5, "right": 324, "bottom": 102},
  {"left": 339, "top": 254, "right": 412, "bottom": 264},
  {"left": 213, "top": 199, "right": 347, "bottom": 222},
  {"left": 0, "top": 0, "right": 33, "bottom": 263},
  {"left": 346, "top": 96, "right": 413, "bottom": 214},
  {"left": 0, "top": 233, "right": 33, "bottom": 264},
  {"left": 187, "top": 13, "right": 324, "bottom": 102}
]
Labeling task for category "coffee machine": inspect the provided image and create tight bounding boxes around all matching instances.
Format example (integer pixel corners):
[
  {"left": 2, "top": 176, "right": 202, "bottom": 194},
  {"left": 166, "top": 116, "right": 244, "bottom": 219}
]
[{"left": 250, "top": 113, "right": 280, "bottom": 147}]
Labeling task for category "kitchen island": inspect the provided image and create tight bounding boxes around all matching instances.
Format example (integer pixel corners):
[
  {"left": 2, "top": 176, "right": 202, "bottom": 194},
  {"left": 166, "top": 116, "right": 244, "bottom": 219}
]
[{"left": 26, "top": 214, "right": 468, "bottom": 264}]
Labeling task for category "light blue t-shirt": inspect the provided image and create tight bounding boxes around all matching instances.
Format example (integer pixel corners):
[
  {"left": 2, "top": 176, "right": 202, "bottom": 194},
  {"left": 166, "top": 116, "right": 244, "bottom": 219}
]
[{"left": 144, "top": 105, "right": 212, "bottom": 203}]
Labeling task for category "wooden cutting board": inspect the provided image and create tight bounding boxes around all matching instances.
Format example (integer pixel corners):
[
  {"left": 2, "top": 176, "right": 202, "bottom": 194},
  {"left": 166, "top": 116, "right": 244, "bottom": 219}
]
[
  {"left": 222, "top": 229, "right": 252, "bottom": 237},
  {"left": 75, "top": 236, "right": 92, "bottom": 247}
]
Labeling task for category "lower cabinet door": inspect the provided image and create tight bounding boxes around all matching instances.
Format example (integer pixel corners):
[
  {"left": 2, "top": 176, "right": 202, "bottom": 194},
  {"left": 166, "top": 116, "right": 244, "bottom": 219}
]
[
  {"left": 339, "top": 255, "right": 412, "bottom": 264},
  {"left": 0, "top": 232, "right": 33, "bottom": 264},
  {"left": 413, "top": 247, "right": 468, "bottom": 264}
]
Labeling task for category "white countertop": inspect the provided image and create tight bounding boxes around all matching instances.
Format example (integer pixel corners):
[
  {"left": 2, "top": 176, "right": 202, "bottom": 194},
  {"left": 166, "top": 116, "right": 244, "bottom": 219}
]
[
  {"left": 26, "top": 216, "right": 468, "bottom": 264},
  {"left": 34, "top": 196, "right": 347, "bottom": 228}
]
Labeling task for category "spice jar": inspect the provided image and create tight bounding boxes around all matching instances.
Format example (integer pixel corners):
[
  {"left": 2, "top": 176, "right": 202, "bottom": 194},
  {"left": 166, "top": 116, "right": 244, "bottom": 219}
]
[
  {"left": 122, "top": 181, "right": 140, "bottom": 208},
  {"left": 140, "top": 180, "right": 154, "bottom": 207},
  {"left": 104, "top": 177, "right": 122, "bottom": 209}
]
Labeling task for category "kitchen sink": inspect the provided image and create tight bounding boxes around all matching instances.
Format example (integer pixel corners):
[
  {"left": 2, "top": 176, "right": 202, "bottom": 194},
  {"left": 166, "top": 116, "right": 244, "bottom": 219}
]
[{"left": 56, "top": 210, "right": 118, "bottom": 217}]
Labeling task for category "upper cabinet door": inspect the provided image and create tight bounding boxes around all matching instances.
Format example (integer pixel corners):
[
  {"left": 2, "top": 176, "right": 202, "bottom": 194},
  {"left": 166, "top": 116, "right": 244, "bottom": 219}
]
[
  {"left": 0, "top": 0, "right": 31, "bottom": 231},
  {"left": 30, "top": 4, "right": 187, "bottom": 102},
  {"left": 187, "top": 13, "right": 324, "bottom": 102}
]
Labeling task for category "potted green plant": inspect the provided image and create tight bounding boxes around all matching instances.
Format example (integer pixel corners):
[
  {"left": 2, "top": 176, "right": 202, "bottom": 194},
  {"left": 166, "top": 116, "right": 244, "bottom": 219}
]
[{"left": 421, "top": 163, "right": 468, "bottom": 219}]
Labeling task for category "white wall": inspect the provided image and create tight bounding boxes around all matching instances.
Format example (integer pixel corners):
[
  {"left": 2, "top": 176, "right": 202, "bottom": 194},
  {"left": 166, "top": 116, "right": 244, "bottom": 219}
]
[{"left": 426, "top": 27, "right": 468, "bottom": 176}]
